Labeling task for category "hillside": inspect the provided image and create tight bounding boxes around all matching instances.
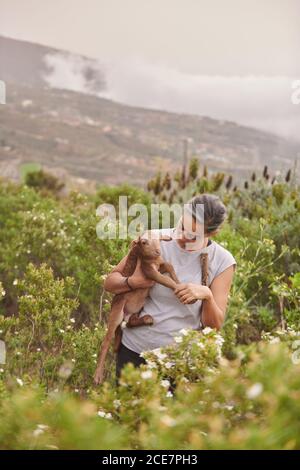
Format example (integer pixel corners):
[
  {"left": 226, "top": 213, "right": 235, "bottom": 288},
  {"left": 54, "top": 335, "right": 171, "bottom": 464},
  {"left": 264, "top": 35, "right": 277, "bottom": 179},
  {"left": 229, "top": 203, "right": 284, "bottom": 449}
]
[
  {"left": 1, "top": 81, "right": 299, "bottom": 185},
  {"left": 0, "top": 35, "right": 106, "bottom": 94},
  {"left": 0, "top": 36, "right": 299, "bottom": 185}
]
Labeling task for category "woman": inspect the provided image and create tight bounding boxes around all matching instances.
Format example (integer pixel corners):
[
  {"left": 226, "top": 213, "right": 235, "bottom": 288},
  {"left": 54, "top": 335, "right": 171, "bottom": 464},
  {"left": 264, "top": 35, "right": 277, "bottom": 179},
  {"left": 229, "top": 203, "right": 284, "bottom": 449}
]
[{"left": 104, "top": 194, "right": 236, "bottom": 381}]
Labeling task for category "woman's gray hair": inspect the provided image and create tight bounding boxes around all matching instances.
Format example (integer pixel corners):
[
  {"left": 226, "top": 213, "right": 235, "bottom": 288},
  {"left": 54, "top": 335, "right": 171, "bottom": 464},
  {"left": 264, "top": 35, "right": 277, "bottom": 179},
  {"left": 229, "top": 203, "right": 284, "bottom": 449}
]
[{"left": 187, "top": 194, "right": 227, "bottom": 234}]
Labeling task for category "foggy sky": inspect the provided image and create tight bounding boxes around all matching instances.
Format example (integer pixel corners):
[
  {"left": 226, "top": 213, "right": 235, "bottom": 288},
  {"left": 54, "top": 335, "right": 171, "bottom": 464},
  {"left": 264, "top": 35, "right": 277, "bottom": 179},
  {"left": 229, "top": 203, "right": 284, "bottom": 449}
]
[
  {"left": 1, "top": 0, "right": 300, "bottom": 141},
  {"left": 1, "top": 0, "right": 300, "bottom": 76}
]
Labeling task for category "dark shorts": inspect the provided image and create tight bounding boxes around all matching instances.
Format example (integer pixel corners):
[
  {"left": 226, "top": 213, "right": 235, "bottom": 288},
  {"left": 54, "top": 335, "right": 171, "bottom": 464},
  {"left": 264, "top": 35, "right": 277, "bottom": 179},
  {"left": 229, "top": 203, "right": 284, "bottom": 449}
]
[
  {"left": 115, "top": 342, "right": 146, "bottom": 384},
  {"left": 115, "top": 342, "right": 176, "bottom": 393}
]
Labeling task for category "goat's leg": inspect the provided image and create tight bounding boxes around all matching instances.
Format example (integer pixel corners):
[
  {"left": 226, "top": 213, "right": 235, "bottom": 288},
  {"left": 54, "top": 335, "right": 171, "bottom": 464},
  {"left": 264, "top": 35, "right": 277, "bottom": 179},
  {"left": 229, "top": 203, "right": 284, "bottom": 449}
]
[
  {"left": 94, "top": 296, "right": 126, "bottom": 385},
  {"left": 113, "top": 325, "right": 122, "bottom": 353},
  {"left": 126, "top": 311, "right": 154, "bottom": 328},
  {"left": 159, "top": 262, "right": 180, "bottom": 284},
  {"left": 143, "top": 265, "right": 177, "bottom": 290}
]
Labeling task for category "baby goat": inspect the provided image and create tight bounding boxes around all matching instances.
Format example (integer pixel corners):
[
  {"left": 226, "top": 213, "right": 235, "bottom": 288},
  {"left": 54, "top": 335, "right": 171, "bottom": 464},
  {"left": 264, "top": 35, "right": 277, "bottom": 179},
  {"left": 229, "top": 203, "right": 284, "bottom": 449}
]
[{"left": 94, "top": 233, "right": 179, "bottom": 385}]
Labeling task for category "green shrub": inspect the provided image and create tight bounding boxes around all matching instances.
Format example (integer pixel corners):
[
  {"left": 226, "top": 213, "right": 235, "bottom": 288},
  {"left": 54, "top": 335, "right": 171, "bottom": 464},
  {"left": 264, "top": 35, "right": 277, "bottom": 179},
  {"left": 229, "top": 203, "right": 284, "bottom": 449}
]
[{"left": 0, "top": 173, "right": 299, "bottom": 449}]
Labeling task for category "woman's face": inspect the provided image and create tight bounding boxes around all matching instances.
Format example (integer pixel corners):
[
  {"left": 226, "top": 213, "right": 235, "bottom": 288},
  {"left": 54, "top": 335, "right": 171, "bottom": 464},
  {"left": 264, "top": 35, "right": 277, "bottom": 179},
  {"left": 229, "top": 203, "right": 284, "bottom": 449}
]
[
  {"left": 175, "top": 215, "right": 205, "bottom": 250},
  {"left": 175, "top": 214, "right": 220, "bottom": 251}
]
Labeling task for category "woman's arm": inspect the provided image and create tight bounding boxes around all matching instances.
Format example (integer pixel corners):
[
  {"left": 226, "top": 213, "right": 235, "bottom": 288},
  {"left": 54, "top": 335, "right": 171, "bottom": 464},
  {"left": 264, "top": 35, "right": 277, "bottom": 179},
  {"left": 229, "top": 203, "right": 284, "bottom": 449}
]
[
  {"left": 174, "top": 265, "right": 235, "bottom": 330},
  {"left": 104, "top": 256, "right": 155, "bottom": 294},
  {"left": 103, "top": 255, "right": 131, "bottom": 294},
  {"left": 201, "top": 265, "right": 234, "bottom": 329}
]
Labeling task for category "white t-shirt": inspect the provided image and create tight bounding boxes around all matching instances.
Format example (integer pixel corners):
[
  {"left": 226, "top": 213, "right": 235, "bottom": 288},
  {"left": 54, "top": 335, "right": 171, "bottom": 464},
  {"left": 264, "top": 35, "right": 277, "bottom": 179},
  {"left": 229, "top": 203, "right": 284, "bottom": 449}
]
[{"left": 122, "top": 227, "right": 237, "bottom": 354}]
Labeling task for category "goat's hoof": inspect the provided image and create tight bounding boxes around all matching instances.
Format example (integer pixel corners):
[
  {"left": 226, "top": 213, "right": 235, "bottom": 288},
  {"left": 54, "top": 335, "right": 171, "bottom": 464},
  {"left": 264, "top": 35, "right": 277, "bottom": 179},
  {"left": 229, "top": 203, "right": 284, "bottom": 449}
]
[
  {"left": 94, "top": 370, "right": 104, "bottom": 385},
  {"left": 142, "top": 315, "right": 154, "bottom": 325}
]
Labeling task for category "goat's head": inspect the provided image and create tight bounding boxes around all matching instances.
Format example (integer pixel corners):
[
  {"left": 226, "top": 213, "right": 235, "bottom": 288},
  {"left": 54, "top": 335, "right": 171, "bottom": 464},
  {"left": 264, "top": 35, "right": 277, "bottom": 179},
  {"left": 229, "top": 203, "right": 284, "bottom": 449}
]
[{"left": 132, "top": 233, "right": 172, "bottom": 259}]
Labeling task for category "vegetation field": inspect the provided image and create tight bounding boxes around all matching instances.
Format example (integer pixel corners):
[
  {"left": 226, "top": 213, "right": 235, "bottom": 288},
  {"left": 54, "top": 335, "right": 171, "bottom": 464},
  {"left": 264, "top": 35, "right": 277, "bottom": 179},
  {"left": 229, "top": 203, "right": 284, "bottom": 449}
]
[{"left": 0, "top": 163, "right": 299, "bottom": 449}]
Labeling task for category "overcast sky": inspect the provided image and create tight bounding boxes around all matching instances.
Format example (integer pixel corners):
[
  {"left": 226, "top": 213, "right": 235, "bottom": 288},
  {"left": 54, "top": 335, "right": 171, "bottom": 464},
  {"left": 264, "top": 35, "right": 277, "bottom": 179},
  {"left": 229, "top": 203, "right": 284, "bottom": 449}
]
[{"left": 1, "top": 0, "right": 300, "bottom": 140}]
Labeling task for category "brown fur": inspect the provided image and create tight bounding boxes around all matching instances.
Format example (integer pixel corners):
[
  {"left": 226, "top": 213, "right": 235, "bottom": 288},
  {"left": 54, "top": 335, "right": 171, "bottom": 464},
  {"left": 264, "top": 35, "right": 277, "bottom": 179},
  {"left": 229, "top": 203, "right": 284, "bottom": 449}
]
[{"left": 94, "top": 234, "right": 179, "bottom": 385}]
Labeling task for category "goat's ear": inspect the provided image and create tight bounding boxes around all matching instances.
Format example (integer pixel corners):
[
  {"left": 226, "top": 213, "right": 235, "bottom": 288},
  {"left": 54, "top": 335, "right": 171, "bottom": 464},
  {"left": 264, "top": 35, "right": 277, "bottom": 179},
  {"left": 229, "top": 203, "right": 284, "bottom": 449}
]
[
  {"left": 160, "top": 235, "right": 172, "bottom": 241},
  {"left": 129, "top": 238, "right": 137, "bottom": 248},
  {"left": 130, "top": 235, "right": 141, "bottom": 247}
]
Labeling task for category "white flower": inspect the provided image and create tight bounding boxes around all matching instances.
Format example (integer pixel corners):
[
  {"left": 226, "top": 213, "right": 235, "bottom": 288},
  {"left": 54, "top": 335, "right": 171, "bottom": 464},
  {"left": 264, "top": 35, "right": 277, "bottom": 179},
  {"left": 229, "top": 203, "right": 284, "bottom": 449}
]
[
  {"left": 181, "top": 377, "right": 189, "bottom": 383},
  {"left": 141, "top": 370, "right": 153, "bottom": 379},
  {"left": 179, "top": 328, "right": 188, "bottom": 336},
  {"left": 269, "top": 337, "right": 280, "bottom": 344},
  {"left": 70, "top": 318, "right": 75, "bottom": 323},
  {"left": 97, "top": 410, "right": 112, "bottom": 420},
  {"left": 71, "top": 358, "right": 75, "bottom": 363},
  {"left": 165, "top": 362, "right": 175, "bottom": 369},
  {"left": 74, "top": 389, "right": 79, "bottom": 393},
  {"left": 113, "top": 399, "right": 121, "bottom": 408},
  {"left": 166, "top": 391, "right": 173, "bottom": 398},
  {"left": 16, "top": 378, "right": 24, "bottom": 386},
  {"left": 247, "top": 383, "right": 263, "bottom": 399},
  {"left": 13, "top": 279, "right": 18, "bottom": 286},
  {"left": 59, "top": 329, "right": 65, "bottom": 334},
  {"left": 37, "top": 424, "right": 49, "bottom": 430},
  {"left": 145, "top": 361, "right": 157, "bottom": 369},
  {"left": 160, "top": 415, "right": 176, "bottom": 427},
  {"left": 174, "top": 336, "right": 183, "bottom": 343},
  {"left": 160, "top": 379, "right": 170, "bottom": 389},
  {"left": 223, "top": 404, "right": 234, "bottom": 411},
  {"left": 32, "top": 423, "right": 49, "bottom": 437},
  {"left": 152, "top": 348, "right": 167, "bottom": 361},
  {"left": 202, "top": 327, "right": 213, "bottom": 335},
  {"left": 151, "top": 348, "right": 161, "bottom": 355},
  {"left": 215, "top": 334, "right": 225, "bottom": 347}
]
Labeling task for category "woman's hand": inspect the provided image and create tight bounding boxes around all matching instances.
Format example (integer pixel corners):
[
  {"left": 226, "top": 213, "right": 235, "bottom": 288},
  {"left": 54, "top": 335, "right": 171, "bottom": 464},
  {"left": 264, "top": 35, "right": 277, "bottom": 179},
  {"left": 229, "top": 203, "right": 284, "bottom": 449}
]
[
  {"left": 174, "top": 283, "right": 212, "bottom": 304},
  {"left": 128, "top": 258, "right": 155, "bottom": 289}
]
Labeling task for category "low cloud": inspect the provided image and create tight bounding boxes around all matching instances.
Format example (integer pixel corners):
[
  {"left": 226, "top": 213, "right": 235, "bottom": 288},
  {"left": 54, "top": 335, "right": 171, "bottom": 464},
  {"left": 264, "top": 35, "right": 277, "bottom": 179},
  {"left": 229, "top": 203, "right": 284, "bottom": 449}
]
[
  {"left": 43, "top": 53, "right": 300, "bottom": 142},
  {"left": 100, "top": 58, "right": 300, "bottom": 142},
  {"left": 43, "top": 52, "right": 106, "bottom": 95}
]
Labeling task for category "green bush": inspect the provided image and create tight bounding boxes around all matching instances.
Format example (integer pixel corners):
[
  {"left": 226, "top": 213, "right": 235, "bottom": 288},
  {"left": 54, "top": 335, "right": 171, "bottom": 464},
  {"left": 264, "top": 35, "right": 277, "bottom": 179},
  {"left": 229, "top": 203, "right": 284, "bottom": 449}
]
[{"left": 0, "top": 173, "right": 299, "bottom": 449}]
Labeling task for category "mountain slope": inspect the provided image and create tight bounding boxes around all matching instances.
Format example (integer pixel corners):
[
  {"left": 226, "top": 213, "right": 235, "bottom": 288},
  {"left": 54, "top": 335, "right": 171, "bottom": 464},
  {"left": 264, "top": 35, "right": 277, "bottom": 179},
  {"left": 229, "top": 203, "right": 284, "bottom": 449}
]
[
  {"left": 1, "top": 81, "right": 298, "bottom": 185},
  {"left": 0, "top": 35, "right": 106, "bottom": 94},
  {"left": 0, "top": 36, "right": 299, "bottom": 185}
]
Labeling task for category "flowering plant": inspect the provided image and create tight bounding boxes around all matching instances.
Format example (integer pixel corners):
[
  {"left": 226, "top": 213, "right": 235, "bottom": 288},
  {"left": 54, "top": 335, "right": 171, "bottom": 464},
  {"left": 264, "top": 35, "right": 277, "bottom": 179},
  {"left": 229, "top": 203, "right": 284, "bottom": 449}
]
[{"left": 141, "top": 327, "right": 224, "bottom": 385}]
